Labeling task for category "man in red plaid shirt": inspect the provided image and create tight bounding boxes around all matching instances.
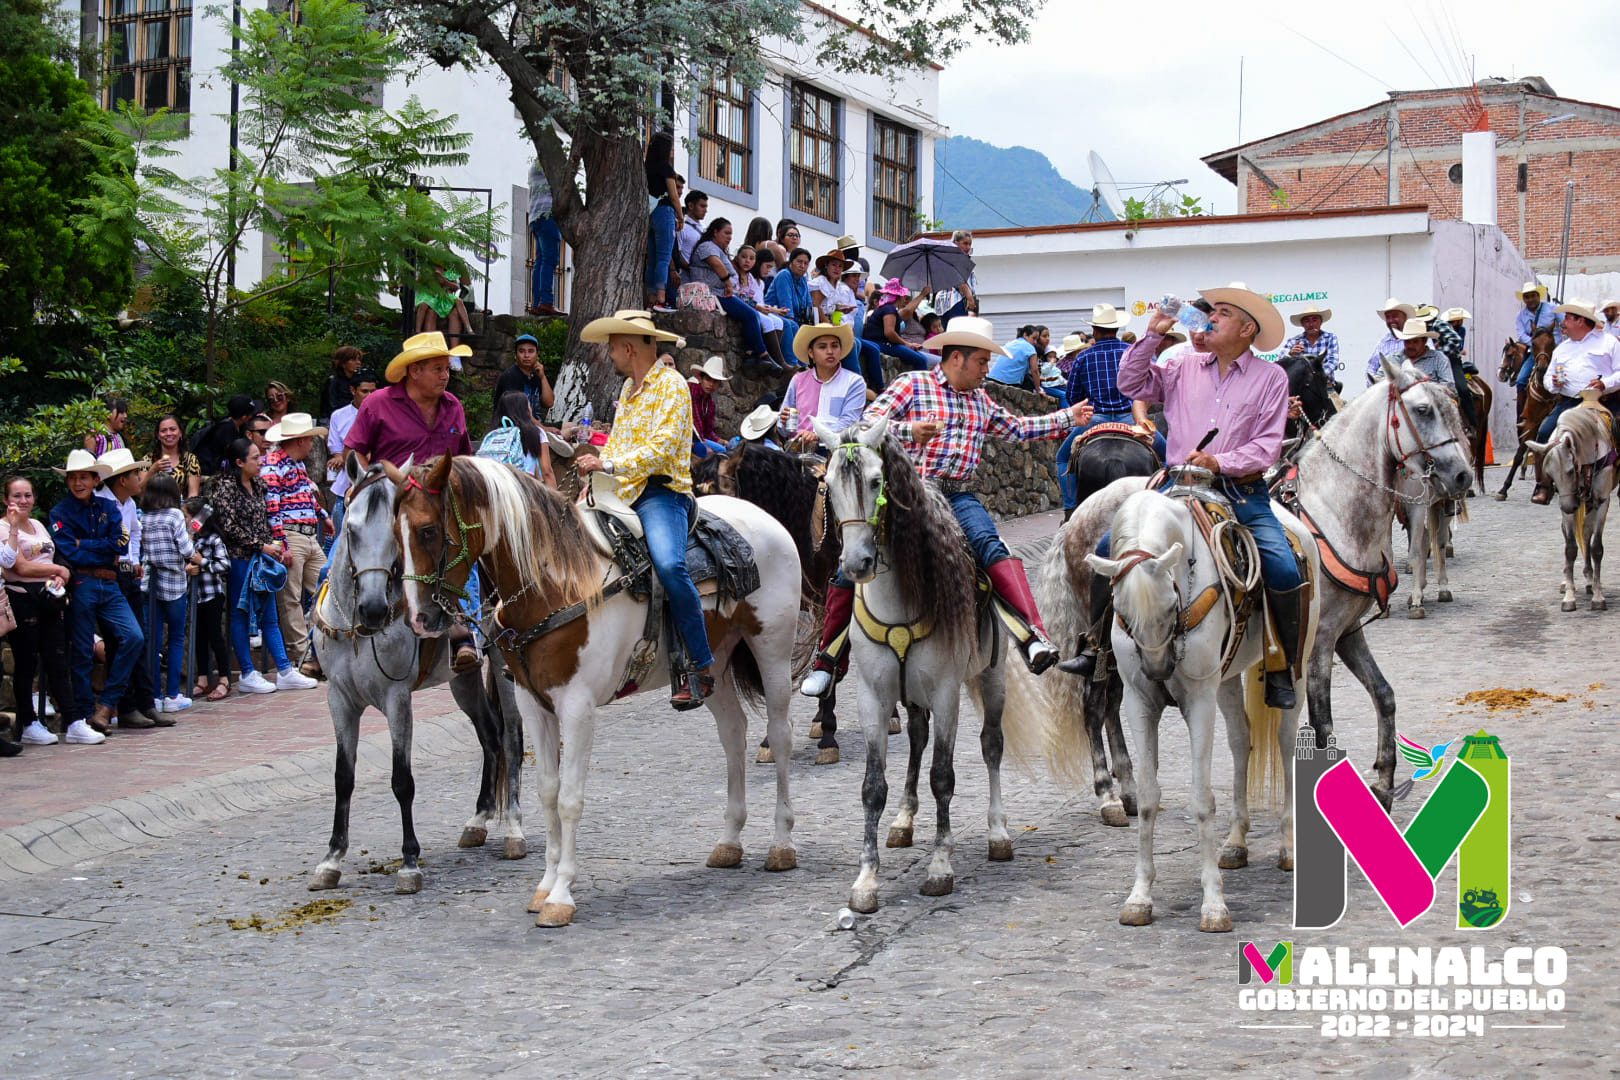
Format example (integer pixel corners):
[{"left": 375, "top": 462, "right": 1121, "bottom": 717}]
[{"left": 801, "top": 317, "right": 1092, "bottom": 695}]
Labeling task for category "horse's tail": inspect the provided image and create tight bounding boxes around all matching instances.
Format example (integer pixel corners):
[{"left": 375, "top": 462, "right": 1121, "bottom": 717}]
[
  {"left": 1576, "top": 502, "right": 1589, "bottom": 556},
  {"left": 1005, "top": 532, "right": 1093, "bottom": 785},
  {"left": 728, "top": 639, "right": 765, "bottom": 712},
  {"left": 1241, "top": 664, "right": 1287, "bottom": 810},
  {"left": 485, "top": 655, "right": 512, "bottom": 825}
]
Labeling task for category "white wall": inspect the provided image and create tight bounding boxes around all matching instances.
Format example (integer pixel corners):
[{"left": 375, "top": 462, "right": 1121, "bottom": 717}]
[{"left": 1430, "top": 221, "right": 1537, "bottom": 443}]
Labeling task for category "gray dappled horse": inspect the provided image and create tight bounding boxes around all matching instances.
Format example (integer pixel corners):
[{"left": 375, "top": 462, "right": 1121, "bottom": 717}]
[{"left": 1525, "top": 401, "right": 1615, "bottom": 613}]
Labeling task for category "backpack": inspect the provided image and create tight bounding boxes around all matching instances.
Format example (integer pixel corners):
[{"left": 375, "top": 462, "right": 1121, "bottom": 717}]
[{"left": 476, "top": 417, "right": 527, "bottom": 469}]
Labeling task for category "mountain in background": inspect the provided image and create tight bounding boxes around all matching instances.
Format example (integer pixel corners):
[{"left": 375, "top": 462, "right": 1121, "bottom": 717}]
[{"left": 933, "top": 135, "right": 1111, "bottom": 230}]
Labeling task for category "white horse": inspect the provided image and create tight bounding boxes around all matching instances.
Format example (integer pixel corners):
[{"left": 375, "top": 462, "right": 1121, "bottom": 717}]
[
  {"left": 394, "top": 454, "right": 803, "bottom": 927},
  {"left": 1525, "top": 401, "right": 1615, "bottom": 612}
]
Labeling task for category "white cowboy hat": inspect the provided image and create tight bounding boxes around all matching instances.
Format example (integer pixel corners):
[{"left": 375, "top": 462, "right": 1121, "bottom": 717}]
[
  {"left": 1600, "top": 298, "right": 1620, "bottom": 314},
  {"left": 95, "top": 447, "right": 152, "bottom": 480},
  {"left": 1198, "top": 281, "right": 1286, "bottom": 353},
  {"left": 544, "top": 429, "right": 575, "bottom": 459},
  {"left": 1288, "top": 304, "right": 1333, "bottom": 327},
  {"left": 1412, "top": 303, "right": 1441, "bottom": 322},
  {"left": 689, "top": 355, "right": 730, "bottom": 382},
  {"left": 579, "top": 309, "right": 684, "bottom": 346},
  {"left": 791, "top": 321, "right": 854, "bottom": 365},
  {"left": 265, "top": 412, "right": 328, "bottom": 443},
  {"left": 1088, "top": 303, "right": 1129, "bottom": 330},
  {"left": 1441, "top": 307, "right": 1472, "bottom": 322},
  {"left": 387, "top": 331, "right": 473, "bottom": 383},
  {"left": 1376, "top": 297, "right": 1417, "bottom": 317},
  {"left": 923, "top": 316, "right": 1010, "bottom": 357},
  {"left": 739, "top": 404, "right": 781, "bottom": 442},
  {"left": 1058, "top": 332, "right": 1087, "bottom": 356},
  {"left": 1520, "top": 281, "right": 1549, "bottom": 300},
  {"left": 1393, "top": 318, "right": 1439, "bottom": 341},
  {"left": 53, "top": 448, "right": 108, "bottom": 477},
  {"left": 1555, "top": 299, "right": 1601, "bottom": 323}
]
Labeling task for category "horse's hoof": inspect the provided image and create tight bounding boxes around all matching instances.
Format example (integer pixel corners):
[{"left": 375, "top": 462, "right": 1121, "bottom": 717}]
[
  {"left": 526, "top": 886, "right": 549, "bottom": 913},
  {"left": 808, "top": 720, "right": 823, "bottom": 740},
  {"left": 1100, "top": 804, "right": 1130, "bottom": 828},
  {"left": 764, "top": 846, "right": 797, "bottom": 872},
  {"left": 1407, "top": 606, "right": 1425, "bottom": 620},
  {"left": 1218, "top": 845, "right": 1249, "bottom": 870},
  {"left": 1438, "top": 590, "right": 1453, "bottom": 603},
  {"left": 1397, "top": 561, "right": 1410, "bottom": 575},
  {"left": 307, "top": 867, "right": 341, "bottom": 891},
  {"left": 1562, "top": 601, "right": 1578, "bottom": 612},
  {"left": 919, "top": 873, "right": 955, "bottom": 897},
  {"left": 535, "top": 902, "right": 575, "bottom": 928},
  {"left": 395, "top": 868, "right": 424, "bottom": 895},
  {"left": 849, "top": 889, "right": 879, "bottom": 914},
  {"left": 888, "top": 715, "right": 902, "bottom": 735},
  {"left": 1200, "top": 909, "right": 1234, "bottom": 934},
  {"left": 1445, "top": 545, "right": 1455, "bottom": 559},
  {"left": 458, "top": 826, "right": 488, "bottom": 848},
  {"left": 815, "top": 746, "right": 840, "bottom": 766},
  {"left": 1493, "top": 491, "right": 1508, "bottom": 502},
  {"left": 1594, "top": 599, "right": 1608, "bottom": 612},
  {"left": 502, "top": 837, "right": 528, "bottom": 860},
  {"left": 1278, "top": 851, "right": 1295, "bottom": 872},
  {"left": 755, "top": 745, "right": 774, "bottom": 764},
  {"left": 987, "top": 838, "right": 1014, "bottom": 862},
  {"left": 1119, "top": 902, "right": 1154, "bottom": 926},
  {"left": 706, "top": 842, "right": 743, "bottom": 868},
  {"left": 885, "top": 826, "right": 913, "bottom": 848},
  {"left": 1122, "top": 795, "right": 1140, "bottom": 817}
]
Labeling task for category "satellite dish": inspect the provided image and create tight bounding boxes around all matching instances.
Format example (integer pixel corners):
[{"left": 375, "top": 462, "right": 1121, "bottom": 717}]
[{"left": 1088, "top": 151, "right": 1127, "bottom": 222}]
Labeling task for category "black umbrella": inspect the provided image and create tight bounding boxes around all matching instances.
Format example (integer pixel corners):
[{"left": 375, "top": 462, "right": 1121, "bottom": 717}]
[{"left": 878, "top": 237, "right": 975, "bottom": 294}]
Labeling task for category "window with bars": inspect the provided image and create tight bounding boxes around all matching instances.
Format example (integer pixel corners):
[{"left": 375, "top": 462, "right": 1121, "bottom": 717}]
[
  {"left": 872, "top": 118, "right": 919, "bottom": 244},
  {"left": 789, "top": 82, "right": 840, "bottom": 223},
  {"left": 697, "top": 72, "right": 752, "bottom": 193},
  {"left": 103, "top": 0, "right": 192, "bottom": 112}
]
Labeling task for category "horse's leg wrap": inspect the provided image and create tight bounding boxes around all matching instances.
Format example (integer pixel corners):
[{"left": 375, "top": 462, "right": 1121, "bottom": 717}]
[{"left": 1263, "top": 585, "right": 1307, "bottom": 710}]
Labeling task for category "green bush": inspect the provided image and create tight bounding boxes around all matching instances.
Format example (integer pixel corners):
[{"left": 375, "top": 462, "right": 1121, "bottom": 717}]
[{"left": 512, "top": 316, "right": 568, "bottom": 385}]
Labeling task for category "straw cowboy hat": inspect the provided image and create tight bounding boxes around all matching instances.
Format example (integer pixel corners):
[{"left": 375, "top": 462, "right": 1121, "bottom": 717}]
[
  {"left": 1162, "top": 327, "right": 1189, "bottom": 344},
  {"left": 1393, "top": 318, "right": 1439, "bottom": 341},
  {"left": 1600, "top": 298, "right": 1620, "bottom": 315},
  {"left": 814, "top": 249, "right": 849, "bottom": 277},
  {"left": 1088, "top": 302, "right": 1129, "bottom": 330},
  {"left": 923, "top": 316, "right": 1010, "bottom": 357},
  {"left": 1555, "top": 299, "right": 1601, "bottom": 323},
  {"left": 1412, "top": 303, "right": 1441, "bottom": 322},
  {"left": 689, "top": 355, "right": 730, "bottom": 382},
  {"left": 1376, "top": 297, "right": 1417, "bottom": 318},
  {"left": 95, "top": 447, "right": 151, "bottom": 480},
  {"left": 53, "top": 448, "right": 108, "bottom": 477},
  {"left": 1288, "top": 304, "right": 1333, "bottom": 327},
  {"left": 1198, "top": 281, "right": 1286, "bottom": 353},
  {"left": 1442, "top": 307, "right": 1472, "bottom": 322},
  {"left": 1520, "top": 281, "right": 1549, "bottom": 301},
  {"left": 579, "top": 309, "right": 684, "bottom": 346},
  {"left": 265, "top": 412, "right": 327, "bottom": 443},
  {"left": 544, "top": 430, "right": 575, "bottom": 459},
  {"left": 387, "top": 331, "right": 473, "bottom": 383},
  {"left": 836, "top": 234, "right": 860, "bottom": 253},
  {"left": 739, "top": 404, "right": 781, "bottom": 442},
  {"left": 792, "top": 321, "right": 854, "bottom": 365},
  {"left": 1058, "top": 332, "right": 1088, "bottom": 356}
]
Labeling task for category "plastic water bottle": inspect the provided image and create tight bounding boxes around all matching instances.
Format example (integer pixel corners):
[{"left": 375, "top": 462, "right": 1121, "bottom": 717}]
[
  {"left": 1159, "top": 294, "right": 1211, "bottom": 335},
  {"left": 579, "top": 402, "right": 593, "bottom": 441}
]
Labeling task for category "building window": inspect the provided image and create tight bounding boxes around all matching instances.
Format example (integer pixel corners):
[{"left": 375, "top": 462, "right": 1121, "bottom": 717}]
[
  {"left": 104, "top": 0, "right": 192, "bottom": 113},
  {"left": 789, "top": 81, "right": 840, "bottom": 222},
  {"left": 697, "top": 72, "right": 752, "bottom": 193},
  {"left": 872, "top": 118, "right": 919, "bottom": 243}
]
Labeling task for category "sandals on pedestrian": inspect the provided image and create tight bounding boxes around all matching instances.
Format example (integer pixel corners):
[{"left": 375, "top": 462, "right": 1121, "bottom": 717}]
[
  {"left": 206, "top": 682, "right": 231, "bottom": 702},
  {"left": 669, "top": 673, "right": 716, "bottom": 712}
]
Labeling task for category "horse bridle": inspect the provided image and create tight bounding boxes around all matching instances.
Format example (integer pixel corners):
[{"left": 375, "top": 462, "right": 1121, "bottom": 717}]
[
  {"left": 1108, "top": 548, "right": 1186, "bottom": 660},
  {"left": 400, "top": 473, "right": 485, "bottom": 619},
  {"left": 833, "top": 442, "right": 891, "bottom": 536}
]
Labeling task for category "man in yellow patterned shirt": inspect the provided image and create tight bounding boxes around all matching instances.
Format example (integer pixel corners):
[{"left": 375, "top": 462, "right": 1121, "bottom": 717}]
[{"left": 575, "top": 310, "right": 714, "bottom": 709}]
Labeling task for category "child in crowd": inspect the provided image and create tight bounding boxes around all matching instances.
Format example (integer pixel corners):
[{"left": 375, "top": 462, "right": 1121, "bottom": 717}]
[
  {"left": 186, "top": 497, "right": 234, "bottom": 702},
  {"left": 140, "top": 474, "right": 202, "bottom": 713}
]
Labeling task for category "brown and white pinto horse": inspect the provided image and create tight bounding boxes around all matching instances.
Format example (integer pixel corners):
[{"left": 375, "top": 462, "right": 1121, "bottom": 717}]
[{"left": 392, "top": 454, "right": 804, "bottom": 927}]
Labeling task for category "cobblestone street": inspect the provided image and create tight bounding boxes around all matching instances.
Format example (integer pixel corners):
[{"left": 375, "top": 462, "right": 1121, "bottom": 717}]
[{"left": 1, "top": 482, "right": 1614, "bottom": 1078}]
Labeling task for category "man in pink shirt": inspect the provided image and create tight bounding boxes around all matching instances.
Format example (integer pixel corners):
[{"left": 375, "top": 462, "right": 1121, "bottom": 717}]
[{"left": 1061, "top": 283, "right": 1306, "bottom": 709}]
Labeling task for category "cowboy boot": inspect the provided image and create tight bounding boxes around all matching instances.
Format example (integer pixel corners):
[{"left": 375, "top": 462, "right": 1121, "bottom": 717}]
[
  {"left": 88, "top": 702, "right": 116, "bottom": 735},
  {"left": 1531, "top": 454, "right": 1553, "bottom": 505},
  {"left": 985, "top": 558, "right": 1059, "bottom": 674},
  {"left": 800, "top": 581, "right": 854, "bottom": 698},
  {"left": 450, "top": 624, "right": 480, "bottom": 673},
  {"left": 1264, "top": 585, "right": 1307, "bottom": 710},
  {"left": 1057, "top": 570, "right": 1114, "bottom": 677}
]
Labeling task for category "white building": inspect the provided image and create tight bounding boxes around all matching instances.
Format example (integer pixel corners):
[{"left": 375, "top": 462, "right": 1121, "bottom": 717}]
[{"left": 71, "top": 0, "right": 941, "bottom": 315}]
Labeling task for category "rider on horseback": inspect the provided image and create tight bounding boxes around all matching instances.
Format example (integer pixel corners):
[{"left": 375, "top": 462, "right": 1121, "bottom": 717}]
[
  {"left": 1055, "top": 303, "right": 1165, "bottom": 519},
  {"left": 1531, "top": 299, "right": 1620, "bottom": 505},
  {"left": 1513, "top": 282, "right": 1562, "bottom": 391},
  {"left": 799, "top": 316, "right": 1094, "bottom": 696},
  {"left": 1060, "top": 283, "right": 1309, "bottom": 711}
]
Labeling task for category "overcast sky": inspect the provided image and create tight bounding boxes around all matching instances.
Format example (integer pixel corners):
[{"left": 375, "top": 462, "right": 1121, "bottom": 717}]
[{"left": 938, "top": 0, "right": 1620, "bottom": 222}]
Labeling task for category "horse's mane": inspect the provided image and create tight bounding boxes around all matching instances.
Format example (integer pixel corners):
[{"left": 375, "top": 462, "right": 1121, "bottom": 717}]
[
  {"left": 875, "top": 435, "right": 977, "bottom": 648},
  {"left": 1108, "top": 491, "right": 1184, "bottom": 628},
  {"left": 693, "top": 443, "right": 842, "bottom": 601},
  {"left": 1300, "top": 373, "right": 1464, "bottom": 476},
  {"left": 450, "top": 456, "right": 600, "bottom": 607},
  {"left": 1555, "top": 405, "right": 1614, "bottom": 461}
]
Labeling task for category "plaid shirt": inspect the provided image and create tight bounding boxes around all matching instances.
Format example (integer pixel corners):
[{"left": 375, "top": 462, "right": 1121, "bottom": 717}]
[
  {"left": 1281, "top": 330, "right": 1341, "bottom": 374},
  {"left": 194, "top": 532, "right": 231, "bottom": 603},
  {"left": 1430, "top": 319, "right": 1463, "bottom": 366},
  {"left": 1065, "top": 337, "right": 1132, "bottom": 413},
  {"left": 261, "top": 446, "right": 326, "bottom": 531},
  {"left": 139, "top": 507, "right": 195, "bottom": 602},
  {"left": 865, "top": 368, "right": 1071, "bottom": 483}
]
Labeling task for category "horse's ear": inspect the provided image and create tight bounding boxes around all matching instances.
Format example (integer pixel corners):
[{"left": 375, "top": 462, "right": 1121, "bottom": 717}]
[
  {"left": 811, "top": 416, "right": 843, "bottom": 451},
  {"left": 859, "top": 416, "right": 890, "bottom": 447},
  {"left": 1085, "top": 553, "right": 1124, "bottom": 579},
  {"left": 425, "top": 453, "right": 453, "bottom": 493},
  {"left": 345, "top": 452, "right": 364, "bottom": 485},
  {"left": 1380, "top": 354, "right": 1416, "bottom": 389},
  {"left": 1524, "top": 439, "right": 1550, "bottom": 455},
  {"left": 380, "top": 459, "right": 406, "bottom": 488},
  {"left": 1150, "top": 542, "right": 1184, "bottom": 574}
]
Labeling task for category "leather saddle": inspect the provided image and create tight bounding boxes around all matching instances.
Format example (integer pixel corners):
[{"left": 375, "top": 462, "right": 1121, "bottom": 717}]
[
  {"left": 576, "top": 473, "right": 760, "bottom": 603},
  {"left": 1072, "top": 422, "right": 1157, "bottom": 453}
]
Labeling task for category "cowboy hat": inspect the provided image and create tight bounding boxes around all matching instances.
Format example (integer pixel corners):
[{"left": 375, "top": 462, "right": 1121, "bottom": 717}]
[
  {"left": 387, "top": 331, "right": 473, "bottom": 383},
  {"left": 265, "top": 412, "right": 328, "bottom": 443},
  {"left": 1198, "top": 282, "right": 1286, "bottom": 353},
  {"left": 579, "top": 309, "right": 684, "bottom": 346},
  {"left": 792, "top": 321, "right": 855, "bottom": 365},
  {"left": 1288, "top": 304, "right": 1333, "bottom": 327},
  {"left": 689, "top": 355, "right": 730, "bottom": 382},
  {"left": 878, "top": 277, "right": 910, "bottom": 301},
  {"left": 95, "top": 447, "right": 151, "bottom": 480},
  {"left": 53, "top": 448, "right": 108, "bottom": 478},
  {"left": 1376, "top": 297, "right": 1417, "bottom": 317},
  {"left": 1161, "top": 328, "right": 1189, "bottom": 344},
  {"left": 1058, "top": 332, "right": 1088, "bottom": 356},
  {"left": 836, "top": 234, "right": 860, "bottom": 252},
  {"left": 923, "top": 316, "right": 1010, "bottom": 357},
  {"left": 1555, "top": 299, "right": 1601, "bottom": 323},
  {"left": 1412, "top": 303, "right": 1441, "bottom": 322},
  {"left": 544, "top": 429, "right": 575, "bottom": 459},
  {"left": 839, "top": 262, "right": 864, "bottom": 279},
  {"left": 1441, "top": 307, "right": 1472, "bottom": 322},
  {"left": 1088, "top": 303, "right": 1129, "bottom": 330},
  {"left": 1520, "top": 281, "right": 1548, "bottom": 300},
  {"left": 739, "top": 404, "right": 781, "bottom": 442},
  {"left": 814, "top": 249, "right": 848, "bottom": 277},
  {"left": 1393, "top": 318, "right": 1438, "bottom": 341},
  {"left": 1600, "top": 298, "right": 1620, "bottom": 314}
]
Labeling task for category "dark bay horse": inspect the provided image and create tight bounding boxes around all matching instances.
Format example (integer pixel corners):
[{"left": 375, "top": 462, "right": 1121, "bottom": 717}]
[{"left": 1495, "top": 328, "right": 1559, "bottom": 500}]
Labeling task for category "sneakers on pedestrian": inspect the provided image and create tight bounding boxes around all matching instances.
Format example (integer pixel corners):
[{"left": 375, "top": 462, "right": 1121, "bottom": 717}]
[
  {"left": 20, "top": 720, "right": 58, "bottom": 745},
  {"left": 64, "top": 719, "right": 106, "bottom": 745},
  {"left": 42, "top": 698, "right": 56, "bottom": 717},
  {"left": 162, "top": 695, "right": 194, "bottom": 713},
  {"left": 237, "top": 670, "right": 278, "bottom": 695},
  {"left": 276, "top": 668, "right": 319, "bottom": 691}
]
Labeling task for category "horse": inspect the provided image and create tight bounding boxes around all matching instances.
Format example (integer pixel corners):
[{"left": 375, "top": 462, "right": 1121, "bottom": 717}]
[
  {"left": 1525, "top": 400, "right": 1615, "bottom": 612},
  {"left": 1495, "top": 328, "right": 1559, "bottom": 500},
  {"left": 393, "top": 454, "right": 803, "bottom": 927},
  {"left": 817, "top": 417, "right": 1042, "bottom": 914},
  {"left": 1276, "top": 351, "right": 1339, "bottom": 440},
  {"left": 1463, "top": 371, "right": 1494, "bottom": 494},
  {"left": 1070, "top": 427, "right": 1160, "bottom": 509},
  {"left": 307, "top": 459, "right": 524, "bottom": 895}
]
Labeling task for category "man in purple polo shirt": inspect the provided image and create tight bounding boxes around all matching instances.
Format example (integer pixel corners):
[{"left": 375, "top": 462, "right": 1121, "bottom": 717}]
[
  {"left": 346, "top": 332, "right": 474, "bottom": 469},
  {"left": 1061, "top": 282, "right": 1306, "bottom": 710}
]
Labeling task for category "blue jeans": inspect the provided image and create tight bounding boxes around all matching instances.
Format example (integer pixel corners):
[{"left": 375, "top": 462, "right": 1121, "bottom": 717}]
[
  {"left": 847, "top": 339, "right": 886, "bottom": 391},
  {"left": 634, "top": 482, "right": 714, "bottom": 670},
  {"left": 875, "top": 339, "right": 931, "bottom": 372},
  {"left": 151, "top": 593, "right": 189, "bottom": 699},
  {"left": 1097, "top": 478, "right": 1302, "bottom": 590},
  {"left": 645, "top": 203, "right": 677, "bottom": 293},
  {"left": 530, "top": 214, "right": 561, "bottom": 307},
  {"left": 229, "top": 557, "right": 292, "bottom": 675},
  {"left": 693, "top": 437, "right": 728, "bottom": 458},
  {"left": 1043, "top": 388, "right": 1070, "bottom": 409},
  {"left": 718, "top": 295, "right": 769, "bottom": 357},
  {"left": 1537, "top": 396, "right": 1579, "bottom": 440},
  {"left": 1516, "top": 355, "right": 1536, "bottom": 390},
  {"left": 942, "top": 298, "right": 970, "bottom": 321},
  {"left": 67, "top": 576, "right": 144, "bottom": 719},
  {"left": 946, "top": 491, "right": 1009, "bottom": 567}
]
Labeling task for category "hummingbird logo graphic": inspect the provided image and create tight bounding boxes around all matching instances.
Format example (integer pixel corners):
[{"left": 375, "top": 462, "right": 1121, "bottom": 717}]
[{"left": 1392, "top": 732, "right": 1458, "bottom": 801}]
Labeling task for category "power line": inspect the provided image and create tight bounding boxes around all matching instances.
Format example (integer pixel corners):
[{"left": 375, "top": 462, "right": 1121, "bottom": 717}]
[
  {"left": 1382, "top": 19, "right": 1444, "bottom": 90},
  {"left": 935, "top": 148, "right": 1027, "bottom": 228},
  {"left": 1303, "top": 121, "right": 1383, "bottom": 211},
  {"left": 1280, "top": 23, "right": 1396, "bottom": 92}
]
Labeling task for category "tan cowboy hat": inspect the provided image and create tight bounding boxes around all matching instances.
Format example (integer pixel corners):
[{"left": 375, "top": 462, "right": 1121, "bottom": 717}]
[
  {"left": 739, "top": 404, "right": 781, "bottom": 442},
  {"left": 387, "top": 331, "right": 473, "bottom": 383},
  {"left": 1288, "top": 304, "right": 1333, "bottom": 327},
  {"left": 579, "top": 309, "right": 684, "bottom": 346},
  {"left": 1442, "top": 307, "right": 1472, "bottom": 322},
  {"left": 1555, "top": 299, "right": 1601, "bottom": 323},
  {"left": 1412, "top": 303, "right": 1441, "bottom": 321},
  {"left": 814, "top": 249, "right": 849, "bottom": 277},
  {"left": 1198, "top": 281, "right": 1286, "bottom": 353},
  {"left": 1600, "top": 298, "right": 1620, "bottom": 315},
  {"left": 836, "top": 234, "right": 859, "bottom": 252},
  {"left": 95, "top": 447, "right": 151, "bottom": 480},
  {"left": 1520, "top": 281, "right": 1548, "bottom": 300},
  {"left": 792, "top": 321, "right": 854, "bottom": 365},
  {"left": 689, "top": 355, "right": 730, "bottom": 382},
  {"left": 265, "top": 412, "right": 328, "bottom": 443},
  {"left": 53, "top": 448, "right": 108, "bottom": 477},
  {"left": 1088, "top": 303, "right": 1129, "bottom": 330},
  {"left": 1161, "top": 327, "right": 1189, "bottom": 344},
  {"left": 1059, "top": 332, "right": 1087, "bottom": 356},
  {"left": 1376, "top": 297, "right": 1417, "bottom": 317},
  {"left": 1393, "top": 318, "right": 1439, "bottom": 341},
  {"left": 923, "top": 316, "right": 1010, "bottom": 357}
]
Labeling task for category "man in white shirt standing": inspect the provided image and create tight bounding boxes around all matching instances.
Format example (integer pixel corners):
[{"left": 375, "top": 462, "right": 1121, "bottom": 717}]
[{"left": 1532, "top": 299, "right": 1620, "bottom": 504}]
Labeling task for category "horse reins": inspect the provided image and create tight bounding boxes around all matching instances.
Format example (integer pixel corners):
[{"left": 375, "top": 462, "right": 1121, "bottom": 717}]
[{"left": 401, "top": 473, "right": 485, "bottom": 619}]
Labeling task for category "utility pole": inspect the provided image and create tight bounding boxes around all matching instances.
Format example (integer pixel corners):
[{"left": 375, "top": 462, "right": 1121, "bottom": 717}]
[{"left": 1386, "top": 106, "right": 1398, "bottom": 206}]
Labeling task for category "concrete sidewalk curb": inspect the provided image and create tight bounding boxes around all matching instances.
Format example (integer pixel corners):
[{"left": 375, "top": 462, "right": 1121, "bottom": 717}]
[{"left": 0, "top": 711, "right": 482, "bottom": 883}]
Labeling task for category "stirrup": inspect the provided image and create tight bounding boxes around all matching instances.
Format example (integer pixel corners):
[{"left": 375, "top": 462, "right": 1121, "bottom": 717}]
[
  {"left": 1021, "top": 635, "right": 1059, "bottom": 675},
  {"left": 670, "top": 673, "right": 716, "bottom": 711}
]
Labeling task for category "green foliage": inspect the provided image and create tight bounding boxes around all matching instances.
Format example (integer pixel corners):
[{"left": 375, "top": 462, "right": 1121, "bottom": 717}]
[
  {"left": 1124, "top": 192, "right": 1206, "bottom": 222},
  {"left": 512, "top": 317, "right": 570, "bottom": 385}
]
